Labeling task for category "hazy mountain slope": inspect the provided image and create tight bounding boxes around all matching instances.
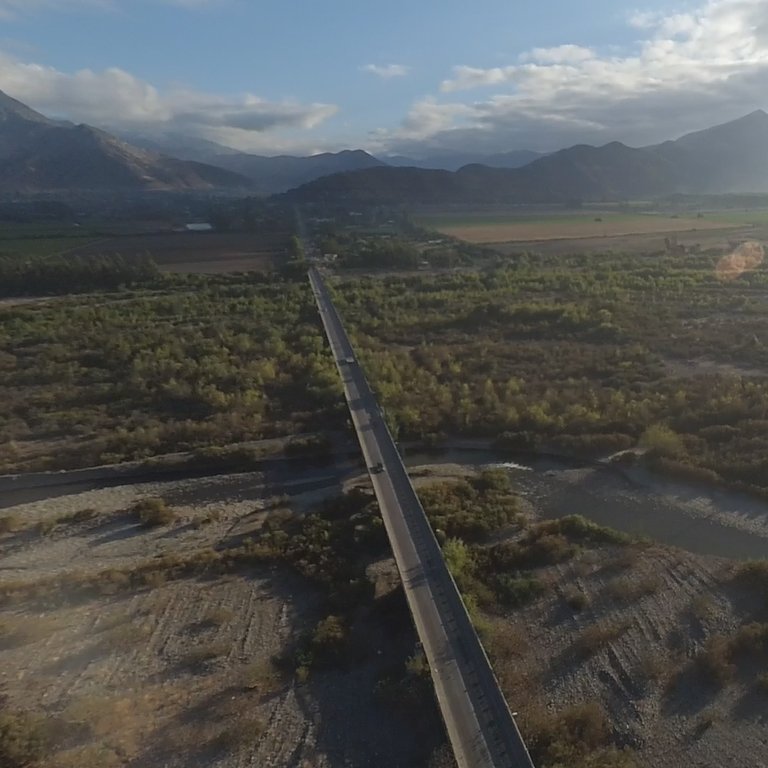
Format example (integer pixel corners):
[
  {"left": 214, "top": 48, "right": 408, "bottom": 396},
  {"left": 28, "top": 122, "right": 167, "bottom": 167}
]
[
  {"left": 649, "top": 109, "right": 768, "bottom": 193},
  {"left": 118, "top": 131, "right": 244, "bottom": 161},
  {"left": 385, "top": 149, "right": 543, "bottom": 171},
  {"left": 286, "top": 142, "right": 676, "bottom": 205},
  {"left": 283, "top": 165, "right": 459, "bottom": 205},
  {"left": 0, "top": 91, "right": 63, "bottom": 161},
  {"left": 206, "top": 149, "right": 386, "bottom": 194},
  {"left": 0, "top": 90, "right": 250, "bottom": 193},
  {"left": 509, "top": 141, "right": 678, "bottom": 200}
]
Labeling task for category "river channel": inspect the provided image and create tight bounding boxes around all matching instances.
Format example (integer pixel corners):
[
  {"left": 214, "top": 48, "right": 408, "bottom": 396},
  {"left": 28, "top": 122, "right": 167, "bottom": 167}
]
[{"left": 2, "top": 448, "right": 768, "bottom": 561}]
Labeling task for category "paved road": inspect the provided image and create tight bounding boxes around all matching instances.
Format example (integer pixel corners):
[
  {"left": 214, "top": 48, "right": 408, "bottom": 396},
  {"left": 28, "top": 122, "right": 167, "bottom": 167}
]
[{"left": 308, "top": 267, "right": 535, "bottom": 768}]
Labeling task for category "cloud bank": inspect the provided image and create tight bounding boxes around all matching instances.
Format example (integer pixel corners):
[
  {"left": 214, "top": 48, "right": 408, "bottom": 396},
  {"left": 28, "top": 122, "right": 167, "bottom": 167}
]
[
  {"left": 386, "top": 0, "right": 768, "bottom": 156},
  {"left": 0, "top": 51, "right": 338, "bottom": 151},
  {"left": 1, "top": 0, "right": 767, "bottom": 156}
]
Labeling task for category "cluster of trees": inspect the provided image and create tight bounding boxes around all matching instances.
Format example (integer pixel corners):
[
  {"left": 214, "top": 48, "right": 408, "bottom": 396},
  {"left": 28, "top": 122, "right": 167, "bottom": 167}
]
[
  {"left": 419, "top": 469, "right": 520, "bottom": 541},
  {"left": 316, "top": 231, "right": 475, "bottom": 270},
  {"left": 337, "top": 237, "right": 421, "bottom": 270},
  {"left": 0, "top": 253, "right": 160, "bottom": 297},
  {"left": 0, "top": 274, "right": 342, "bottom": 471},
  {"left": 333, "top": 248, "right": 768, "bottom": 494}
]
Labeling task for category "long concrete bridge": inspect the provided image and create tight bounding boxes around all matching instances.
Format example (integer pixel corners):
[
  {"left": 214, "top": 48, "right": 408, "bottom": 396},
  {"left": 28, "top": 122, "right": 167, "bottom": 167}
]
[{"left": 308, "top": 267, "right": 535, "bottom": 768}]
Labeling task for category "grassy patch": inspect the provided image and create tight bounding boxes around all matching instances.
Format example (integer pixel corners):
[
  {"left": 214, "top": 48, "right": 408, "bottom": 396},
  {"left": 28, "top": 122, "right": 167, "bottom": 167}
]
[
  {"left": 573, "top": 619, "right": 633, "bottom": 660},
  {"left": 522, "top": 701, "right": 637, "bottom": 768},
  {"left": 0, "top": 709, "right": 52, "bottom": 768},
  {"left": 0, "top": 515, "right": 23, "bottom": 534},
  {"left": 604, "top": 574, "right": 661, "bottom": 604}
]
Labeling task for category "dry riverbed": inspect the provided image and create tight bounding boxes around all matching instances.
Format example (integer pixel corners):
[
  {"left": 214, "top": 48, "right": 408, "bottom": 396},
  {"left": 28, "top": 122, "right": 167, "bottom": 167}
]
[{"left": 0, "top": 464, "right": 766, "bottom": 768}]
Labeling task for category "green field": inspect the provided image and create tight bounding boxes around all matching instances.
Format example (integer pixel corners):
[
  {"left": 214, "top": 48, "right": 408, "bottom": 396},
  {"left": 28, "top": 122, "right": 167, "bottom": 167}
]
[
  {"left": 707, "top": 209, "right": 768, "bottom": 226},
  {"left": 0, "top": 237, "right": 102, "bottom": 257},
  {"left": 416, "top": 210, "right": 739, "bottom": 244},
  {"left": 418, "top": 207, "right": 768, "bottom": 229}
]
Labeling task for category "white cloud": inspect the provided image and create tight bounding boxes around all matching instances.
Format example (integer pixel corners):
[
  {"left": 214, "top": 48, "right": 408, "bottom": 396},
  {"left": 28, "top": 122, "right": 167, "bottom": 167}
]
[
  {"left": 524, "top": 45, "right": 595, "bottom": 65},
  {"left": 362, "top": 63, "right": 410, "bottom": 79},
  {"left": 390, "top": 0, "right": 768, "bottom": 155},
  {"left": 396, "top": 98, "right": 474, "bottom": 140},
  {"left": 0, "top": 50, "right": 338, "bottom": 151}
]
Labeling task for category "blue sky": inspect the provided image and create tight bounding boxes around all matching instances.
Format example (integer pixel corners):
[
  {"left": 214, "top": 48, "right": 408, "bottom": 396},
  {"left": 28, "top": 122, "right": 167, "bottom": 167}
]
[{"left": 0, "top": 0, "right": 766, "bottom": 155}]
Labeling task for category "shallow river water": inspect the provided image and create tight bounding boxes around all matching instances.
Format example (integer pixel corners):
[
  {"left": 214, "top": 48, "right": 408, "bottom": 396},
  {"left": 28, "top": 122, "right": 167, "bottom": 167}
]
[{"left": 406, "top": 449, "right": 768, "bottom": 561}]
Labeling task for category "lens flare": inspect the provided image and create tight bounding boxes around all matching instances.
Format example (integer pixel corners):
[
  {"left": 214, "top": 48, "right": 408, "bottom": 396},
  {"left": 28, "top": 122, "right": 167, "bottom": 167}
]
[{"left": 715, "top": 241, "right": 765, "bottom": 281}]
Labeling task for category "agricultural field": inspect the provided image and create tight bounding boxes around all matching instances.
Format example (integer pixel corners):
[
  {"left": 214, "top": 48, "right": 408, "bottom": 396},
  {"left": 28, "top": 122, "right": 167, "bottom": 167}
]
[
  {"left": 67, "top": 231, "right": 288, "bottom": 274},
  {"left": 418, "top": 210, "right": 741, "bottom": 244},
  {"left": 0, "top": 236, "right": 102, "bottom": 258}
]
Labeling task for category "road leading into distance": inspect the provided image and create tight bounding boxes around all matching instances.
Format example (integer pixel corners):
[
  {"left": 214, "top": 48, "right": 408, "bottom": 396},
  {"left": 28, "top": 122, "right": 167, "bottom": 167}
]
[{"left": 308, "top": 267, "right": 535, "bottom": 768}]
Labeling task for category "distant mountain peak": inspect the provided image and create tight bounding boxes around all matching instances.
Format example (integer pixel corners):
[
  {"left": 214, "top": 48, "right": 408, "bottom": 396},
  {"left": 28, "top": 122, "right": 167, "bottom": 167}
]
[{"left": 0, "top": 89, "right": 57, "bottom": 125}]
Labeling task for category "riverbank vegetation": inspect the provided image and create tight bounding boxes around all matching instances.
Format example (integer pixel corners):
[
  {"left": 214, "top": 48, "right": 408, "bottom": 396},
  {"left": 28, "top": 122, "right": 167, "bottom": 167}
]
[
  {"left": 332, "top": 247, "right": 768, "bottom": 495},
  {"left": 0, "top": 253, "right": 160, "bottom": 297},
  {"left": 0, "top": 273, "right": 341, "bottom": 472}
]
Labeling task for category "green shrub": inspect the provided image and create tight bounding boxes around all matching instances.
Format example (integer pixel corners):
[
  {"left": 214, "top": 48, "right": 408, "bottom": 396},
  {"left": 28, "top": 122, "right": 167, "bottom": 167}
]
[
  {"left": 697, "top": 635, "right": 736, "bottom": 686},
  {"left": 494, "top": 532, "right": 575, "bottom": 569},
  {"left": 241, "top": 659, "right": 283, "bottom": 693},
  {"left": 564, "top": 586, "right": 590, "bottom": 612},
  {"left": 734, "top": 560, "right": 768, "bottom": 597},
  {"left": 495, "top": 574, "right": 547, "bottom": 607},
  {"left": 523, "top": 701, "right": 635, "bottom": 767},
  {"left": 640, "top": 424, "right": 684, "bottom": 458},
  {"left": 134, "top": 498, "right": 176, "bottom": 528},
  {"left": 310, "top": 615, "right": 347, "bottom": 664},
  {"left": 539, "top": 515, "right": 631, "bottom": 546},
  {"left": 0, "top": 710, "right": 51, "bottom": 768}
]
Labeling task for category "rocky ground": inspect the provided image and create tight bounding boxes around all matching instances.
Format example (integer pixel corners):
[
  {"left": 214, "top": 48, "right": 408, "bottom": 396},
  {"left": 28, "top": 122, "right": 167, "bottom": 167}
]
[{"left": 488, "top": 541, "right": 768, "bottom": 768}]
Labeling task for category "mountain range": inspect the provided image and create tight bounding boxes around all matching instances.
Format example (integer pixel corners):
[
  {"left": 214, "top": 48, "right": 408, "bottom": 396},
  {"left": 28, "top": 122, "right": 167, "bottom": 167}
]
[
  {"left": 0, "top": 90, "right": 249, "bottom": 194},
  {"left": 284, "top": 110, "right": 768, "bottom": 206},
  {"left": 383, "top": 149, "right": 544, "bottom": 172},
  {"left": 1, "top": 88, "right": 767, "bottom": 202},
  {"left": 119, "top": 133, "right": 542, "bottom": 186}
]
